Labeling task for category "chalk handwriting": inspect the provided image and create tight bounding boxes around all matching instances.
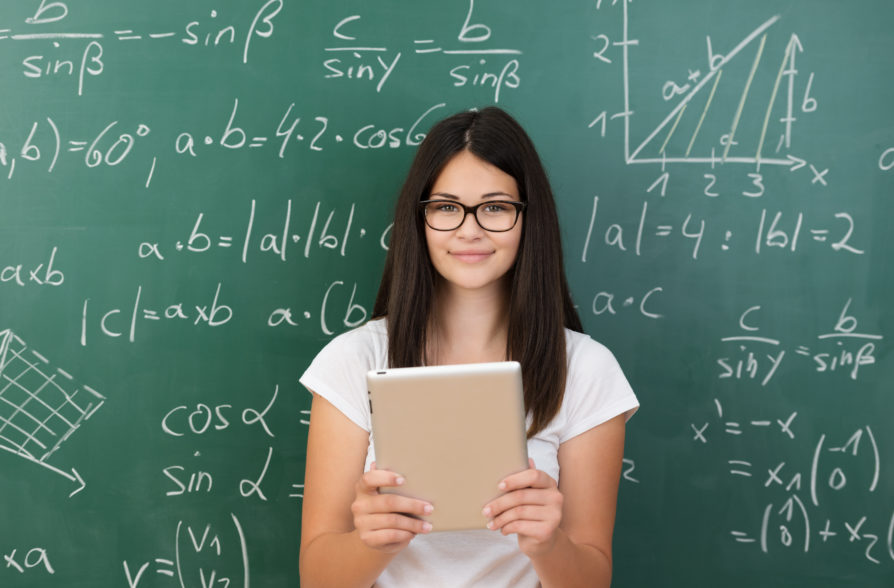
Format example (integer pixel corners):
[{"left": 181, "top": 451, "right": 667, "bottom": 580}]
[
  {"left": 136, "top": 199, "right": 391, "bottom": 265},
  {"left": 581, "top": 196, "right": 865, "bottom": 263},
  {"left": 0, "top": 246, "right": 64, "bottom": 287},
  {"left": 79, "top": 283, "right": 234, "bottom": 346},
  {"left": 3, "top": 547, "right": 54, "bottom": 575},
  {"left": 122, "top": 516, "right": 249, "bottom": 587},
  {"left": 716, "top": 300, "right": 883, "bottom": 384},
  {"left": 161, "top": 386, "right": 278, "bottom": 438}
]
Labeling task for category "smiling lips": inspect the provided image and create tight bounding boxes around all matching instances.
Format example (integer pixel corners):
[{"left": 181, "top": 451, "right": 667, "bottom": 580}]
[{"left": 450, "top": 250, "right": 493, "bottom": 263}]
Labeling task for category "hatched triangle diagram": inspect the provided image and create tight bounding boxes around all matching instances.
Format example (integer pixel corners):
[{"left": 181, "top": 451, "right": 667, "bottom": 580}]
[
  {"left": 621, "top": 5, "right": 812, "bottom": 170},
  {"left": 0, "top": 328, "right": 103, "bottom": 494}
]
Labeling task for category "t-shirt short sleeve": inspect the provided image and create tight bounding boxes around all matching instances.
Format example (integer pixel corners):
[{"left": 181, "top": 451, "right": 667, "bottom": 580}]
[
  {"left": 559, "top": 331, "right": 639, "bottom": 444},
  {"left": 299, "top": 321, "right": 387, "bottom": 432}
]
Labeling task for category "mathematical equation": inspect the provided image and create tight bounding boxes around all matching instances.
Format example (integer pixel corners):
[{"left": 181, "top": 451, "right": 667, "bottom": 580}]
[
  {"left": 689, "top": 326, "right": 890, "bottom": 570},
  {"left": 733, "top": 500, "right": 894, "bottom": 566},
  {"left": 137, "top": 199, "right": 390, "bottom": 265},
  {"left": 158, "top": 384, "right": 305, "bottom": 502},
  {"left": 581, "top": 196, "right": 865, "bottom": 263},
  {"left": 122, "top": 517, "right": 250, "bottom": 588},
  {"left": 323, "top": 1, "right": 522, "bottom": 99},
  {"left": 78, "top": 278, "right": 371, "bottom": 346},
  {"left": 2, "top": 0, "right": 523, "bottom": 100},
  {"left": 726, "top": 426, "right": 892, "bottom": 566},
  {"left": 682, "top": 289, "right": 891, "bottom": 567},
  {"left": 690, "top": 391, "right": 892, "bottom": 566},
  {"left": 2, "top": 0, "right": 283, "bottom": 97},
  {"left": 716, "top": 300, "right": 883, "bottom": 384},
  {"left": 0, "top": 101, "right": 447, "bottom": 188}
]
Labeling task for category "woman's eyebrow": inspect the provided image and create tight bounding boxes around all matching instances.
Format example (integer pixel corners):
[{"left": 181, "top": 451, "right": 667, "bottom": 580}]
[
  {"left": 429, "top": 192, "right": 460, "bottom": 200},
  {"left": 429, "top": 191, "right": 516, "bottom": 200}
]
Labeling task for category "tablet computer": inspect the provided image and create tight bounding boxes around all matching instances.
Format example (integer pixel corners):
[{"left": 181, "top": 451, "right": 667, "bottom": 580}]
[{"left": 367, "top": 361, "right": 529, "bottom": 532}]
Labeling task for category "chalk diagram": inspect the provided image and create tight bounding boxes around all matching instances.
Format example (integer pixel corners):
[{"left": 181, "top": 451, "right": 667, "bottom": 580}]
[
  {"left": 615, "top": 3, "right": 825, "bottom": 180},
  {"left": 0, "top": 329, "right": 104, "bottom": 496}
]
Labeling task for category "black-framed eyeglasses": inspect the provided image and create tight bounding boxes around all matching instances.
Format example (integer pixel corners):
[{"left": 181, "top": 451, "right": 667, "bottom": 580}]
[{"left": 418, "top": 199, "right": 526, "bottom": 232}]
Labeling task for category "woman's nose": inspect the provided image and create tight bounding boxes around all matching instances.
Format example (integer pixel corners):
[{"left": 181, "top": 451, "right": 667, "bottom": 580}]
[{"left": 455, "top": 209, "right": 484, "bottom": 236}]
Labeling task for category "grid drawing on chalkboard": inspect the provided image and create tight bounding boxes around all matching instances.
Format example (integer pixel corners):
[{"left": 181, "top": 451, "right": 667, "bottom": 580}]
[{"left": 0, "top": 329, "right": 104, "bottom": 467}]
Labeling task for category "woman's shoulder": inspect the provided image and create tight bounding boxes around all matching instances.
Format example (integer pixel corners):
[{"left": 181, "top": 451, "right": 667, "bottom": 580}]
[
  {"left": 563, "top": 328, "right": 616, "bottom": 365},
  {"left": 556, "top": 327, "right": 639, "bottom": 434},
  {"left": 337, "top": 317, "right": 387, "bottom": 342},
  {"left": 323, "top": 317, "right": 387, "bottom": 349},
  {"left": 307, "top": 318, "right": 388, "bottom": 370},
  {"left": 300, "top": 319, "right": 388, "bottom": 432},
  {"left": 561, "top": 327, "right": 636, "bottom": 402}
]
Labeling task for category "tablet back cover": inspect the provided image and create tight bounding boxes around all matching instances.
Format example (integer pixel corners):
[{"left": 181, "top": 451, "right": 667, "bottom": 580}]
[{"left": 367, "top": 361, "right": 529, "bottom": 532}]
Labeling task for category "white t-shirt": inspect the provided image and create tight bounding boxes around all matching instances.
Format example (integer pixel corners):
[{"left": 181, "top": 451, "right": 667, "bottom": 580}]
[{"left": 300, "top": 318, "right": 639, "bottom": 588}]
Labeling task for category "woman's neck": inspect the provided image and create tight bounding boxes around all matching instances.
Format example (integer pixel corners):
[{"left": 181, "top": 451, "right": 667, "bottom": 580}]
[{"left": 427, "top": 279, "right": 510, "bottom": 365}]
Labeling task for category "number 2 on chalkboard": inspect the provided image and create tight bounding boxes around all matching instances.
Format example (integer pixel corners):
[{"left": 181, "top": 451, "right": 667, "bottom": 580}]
[
  {"left": 592, "top": 34, "right": 612, "bottom": 63},
  {"left": 830, "top": 213, "right": 864, "bottom": 255},
  {"left": 311, "top": 117, "right": 328, "bottom": 152}
]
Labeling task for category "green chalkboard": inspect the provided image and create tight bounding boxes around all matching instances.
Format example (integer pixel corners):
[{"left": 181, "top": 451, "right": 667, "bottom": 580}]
[{"left": 1, "top": 1, "right": 892, "bottom": 586}]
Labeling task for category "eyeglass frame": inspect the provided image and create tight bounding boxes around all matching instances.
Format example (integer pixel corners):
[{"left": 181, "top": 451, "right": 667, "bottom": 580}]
[{"left": 417, "top": 199, "right": 527, "bottom": 232}]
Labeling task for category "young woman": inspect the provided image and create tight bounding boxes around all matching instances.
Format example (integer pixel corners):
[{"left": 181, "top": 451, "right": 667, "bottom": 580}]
[{"left": 299, "top": 106, "right": 638, "bottom": 587}]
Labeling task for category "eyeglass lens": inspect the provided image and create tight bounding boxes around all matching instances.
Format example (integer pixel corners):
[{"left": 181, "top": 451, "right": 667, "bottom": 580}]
[{"left": 423, "top": 201, "right": 521, "bottom": 231}]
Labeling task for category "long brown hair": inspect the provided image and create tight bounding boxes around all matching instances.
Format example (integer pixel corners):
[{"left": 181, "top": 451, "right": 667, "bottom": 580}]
[{"left": 372, "top": 107, "right": 582, "bottom": 437}]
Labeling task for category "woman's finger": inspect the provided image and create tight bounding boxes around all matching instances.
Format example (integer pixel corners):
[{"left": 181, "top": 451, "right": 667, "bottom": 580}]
[
  {"left": 489, "top": 501, "right": 561, "bottom": 530},
  {"left": 357, "top": 492, "right": 434, "bottom": 517},
  {"left": 358, "top": 510, "right": 434, "bottom": 534},
  {"left": 483, "top": 488, "right": 552, "bottom": 518},
  {"left": 356, "top": 468, "right": 406, "bottom": 494},
  {"left": 486, "top": 504, "right": 544, "bottom": 529},
  {"left": 354, "top": 510, "right": 433, "bottom": 552},
  {"left": 357, "top": 528, "right": 417, "bottom": 551},
  {"left": 498, "top": 467, "right": 555, "bottom": 493}
]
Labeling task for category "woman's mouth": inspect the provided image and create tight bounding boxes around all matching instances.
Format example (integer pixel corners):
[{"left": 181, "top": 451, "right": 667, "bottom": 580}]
[{"left": 450, "top": 250, "right": 492, "bottom": 263}]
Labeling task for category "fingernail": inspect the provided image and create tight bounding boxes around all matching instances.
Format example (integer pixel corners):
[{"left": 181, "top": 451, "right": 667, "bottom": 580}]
[
  {"left": 422, "top": 522, "right": 433, "bottom": 533},
  {"left": 498, "top": 481, "right": 506, "bottom": 490},
  {"left": 395, "top": 476, "right": 405, "bottom": 485},
  {"left": 423, "top": 504, "right": 434, "bottom": 514},
  {"left": 486, "top": 521, "right": 494, "bottom": 530},
  {"left": 482, "top": 507, "right": 491, "bottom": 517}
]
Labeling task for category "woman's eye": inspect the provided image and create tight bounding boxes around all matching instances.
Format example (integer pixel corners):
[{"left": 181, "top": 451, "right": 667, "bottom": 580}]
[
  {"left": 433, "top": 202, "right": 458, "bottom": 213},
  {"left": 483, "top": 203, "right": 511, "bottom": 213}
]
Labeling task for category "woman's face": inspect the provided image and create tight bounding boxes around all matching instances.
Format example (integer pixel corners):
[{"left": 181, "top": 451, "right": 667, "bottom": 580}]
[{"left": 424, "top": 150, "right": 523, "bottom": 296}]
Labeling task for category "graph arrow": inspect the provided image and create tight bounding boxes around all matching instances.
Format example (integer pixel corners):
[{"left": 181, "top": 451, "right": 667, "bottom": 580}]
[
  {"left": 786, "top": 154, "right": 807, "bottom": 171},
  {"left": 781, "top": 34, "right": 805, "bottom": 149},
  {"left": 0, "top": 444, "right": 87, "bottom": 497}
]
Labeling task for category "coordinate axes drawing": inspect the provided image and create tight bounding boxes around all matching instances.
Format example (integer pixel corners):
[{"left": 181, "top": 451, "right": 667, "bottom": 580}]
[{"left": 618, "top": 2, "right": 821, "bottom": 177}]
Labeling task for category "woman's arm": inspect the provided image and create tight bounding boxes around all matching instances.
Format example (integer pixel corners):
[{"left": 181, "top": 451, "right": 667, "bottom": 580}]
[
  {"left": 299, "top": 393, "right": 433, "bottom": 588},
  {"left": 483, "top": 413, "right": 627, "bottom": 588}
]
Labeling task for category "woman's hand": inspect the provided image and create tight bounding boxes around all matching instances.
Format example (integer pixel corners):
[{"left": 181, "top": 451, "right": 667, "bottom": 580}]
[
  {"left": 482, "top": 459, "right": 564, "bottom": 557},
  {"left": 351, "top": 463, "right": 434, "bottom": 553}
]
